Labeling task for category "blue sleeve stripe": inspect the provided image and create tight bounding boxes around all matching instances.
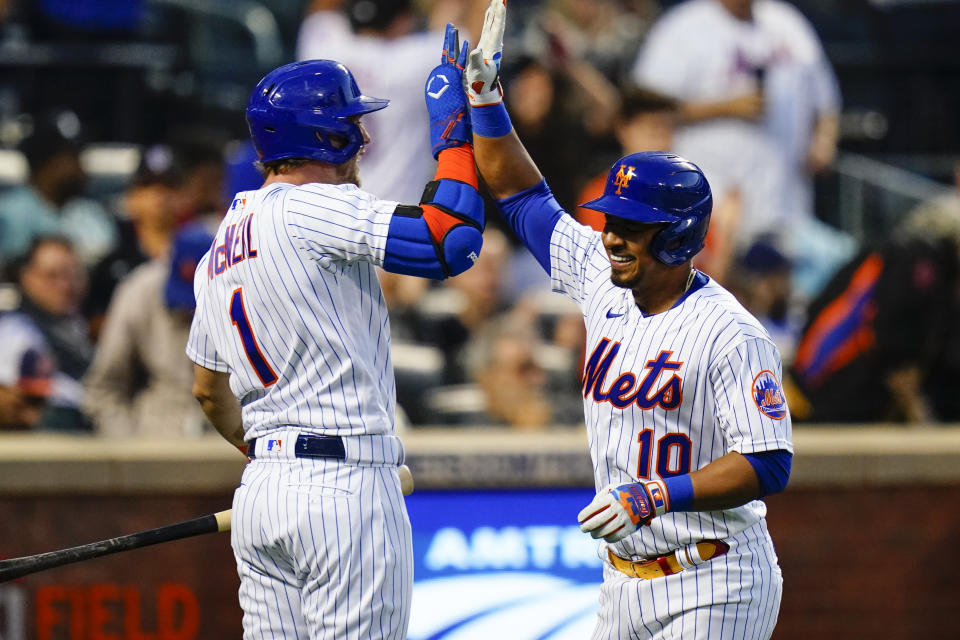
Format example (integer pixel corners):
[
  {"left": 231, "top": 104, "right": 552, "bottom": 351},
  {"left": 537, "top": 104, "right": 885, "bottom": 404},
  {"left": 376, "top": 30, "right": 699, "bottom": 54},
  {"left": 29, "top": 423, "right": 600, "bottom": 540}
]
[
  {"left": 496, "top": 180, "right": 565, "bottom": 274},
  {"left": 743, "top": 449, "right": 793, "bottom": 496}
]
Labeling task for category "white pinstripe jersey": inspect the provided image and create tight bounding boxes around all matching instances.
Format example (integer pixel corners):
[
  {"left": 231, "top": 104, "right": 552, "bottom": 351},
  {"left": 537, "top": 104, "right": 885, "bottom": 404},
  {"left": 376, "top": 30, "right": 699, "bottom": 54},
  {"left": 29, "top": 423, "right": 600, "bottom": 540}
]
[
  {"left": 186, "top": 182, "right": 400, "bottom": 441},
  {"left": 549, "top": 215, "right": 794, "bottom": 560}
]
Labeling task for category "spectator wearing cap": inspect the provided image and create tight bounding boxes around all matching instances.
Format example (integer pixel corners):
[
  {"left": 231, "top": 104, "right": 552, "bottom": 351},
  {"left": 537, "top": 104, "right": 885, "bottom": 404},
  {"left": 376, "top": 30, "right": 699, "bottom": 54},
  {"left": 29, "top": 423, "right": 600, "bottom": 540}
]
[
  {"left": 0, "top": 313, "right": 57, "bottom": 430},
  {"left": 728, "top": 238, "right": 798, "bottom": 359},
  {"left": 84, "top": 224, "right": 214, "bottom": 437},
  {"left": 0, "top": 110, "right": 117, "bottom": 269},
  {"left": 84, "top": 144, "right": 187, "bottom": 336}
]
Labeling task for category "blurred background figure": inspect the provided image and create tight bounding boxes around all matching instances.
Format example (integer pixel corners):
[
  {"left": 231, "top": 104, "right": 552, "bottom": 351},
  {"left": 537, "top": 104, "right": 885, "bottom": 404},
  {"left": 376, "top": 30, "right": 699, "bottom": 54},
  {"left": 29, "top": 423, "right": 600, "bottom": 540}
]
[
  {"left": 503, "top": 54, "right": 617, "bottom": 212},
  {"left": 421, "top": 228, "right": 511, "bottom": 385},
  {"left": 790, "top": 195, "right": 960, "bottom": 424},
  {"left": 296, "top": 0, "right": 473, "bottom": 204},
  {"left": 465, "top": 316, "right": 553, "bottom": 430},
  {"left": 525, "top": 0, "right": 659, "bottom": 84},
  {"left": 0, "top": 110, "right": 117, "bottom": 270},
  {"left": 727, "top": 237, "right": 798, "bottom": 360},
  {"left": 575, "top": 86, "right": 679, "bottom": 231},
  {"left": 12, "top": 235, "right": 89, "bottom": 430},
  {"left": 84, "top": 224, "right": 214, "bottom": 437},
  {"left": 84, "top": 144, "right": 186, "bottom": 337},
  {"left": 632, "top": 0, "right": 852, "bottom": 292},
  {"left": 0, "top": 312, "right": 56, "bottom": 431},
  {"left": 169, "top": 130, "right": 229, "bottom": 227}
]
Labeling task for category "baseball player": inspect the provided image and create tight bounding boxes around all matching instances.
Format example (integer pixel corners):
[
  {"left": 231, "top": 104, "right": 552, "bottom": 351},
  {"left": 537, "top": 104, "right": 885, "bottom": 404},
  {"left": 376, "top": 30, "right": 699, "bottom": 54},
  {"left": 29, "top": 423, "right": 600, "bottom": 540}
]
[
  {"left": 460, "top": 2, "right": 793, "bottom": 637},
  {"left": 187, "top": 28, "right": 481, "bottom": 639}
]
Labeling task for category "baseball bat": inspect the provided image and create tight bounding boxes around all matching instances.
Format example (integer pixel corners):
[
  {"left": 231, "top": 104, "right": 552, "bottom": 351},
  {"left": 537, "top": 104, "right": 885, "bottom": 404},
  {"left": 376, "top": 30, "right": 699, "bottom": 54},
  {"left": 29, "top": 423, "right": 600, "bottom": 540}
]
[
  {"left": 0, "top": 466, "right": 413, "bottom": 583},
  {"left": 0, "top": 510, "right": 231, "bottom": 583}
]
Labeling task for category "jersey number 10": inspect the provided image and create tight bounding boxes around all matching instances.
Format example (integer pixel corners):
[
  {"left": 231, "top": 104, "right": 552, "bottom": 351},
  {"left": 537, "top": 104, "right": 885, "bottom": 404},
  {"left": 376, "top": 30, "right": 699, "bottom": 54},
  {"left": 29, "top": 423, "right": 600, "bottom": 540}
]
[
  {"left": 230, "top": 287, "right": 278, "bottom": 387},
  {"left": 637, "top": 429, "right": 692, "bottom": 479}
]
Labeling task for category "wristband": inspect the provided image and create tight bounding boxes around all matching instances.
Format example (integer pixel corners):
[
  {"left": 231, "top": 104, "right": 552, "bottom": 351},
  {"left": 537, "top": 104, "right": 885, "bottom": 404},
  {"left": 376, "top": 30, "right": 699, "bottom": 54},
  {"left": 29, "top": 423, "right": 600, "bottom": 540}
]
[
  {"left": 470, "top": 102, "right": 512, "bottom": 138},
  {"left": 661, "top": 474, "right": 695, "bottom": 512}
]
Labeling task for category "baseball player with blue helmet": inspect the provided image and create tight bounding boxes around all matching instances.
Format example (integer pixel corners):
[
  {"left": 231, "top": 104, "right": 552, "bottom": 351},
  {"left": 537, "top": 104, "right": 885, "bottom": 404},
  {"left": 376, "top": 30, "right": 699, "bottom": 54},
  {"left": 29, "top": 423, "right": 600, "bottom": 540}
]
[
  {"left": 459, "top": 2, "right": 794, "bottom": 637},
  {"left": 187, "top": 27, "right": 481, "bottom": 639}
]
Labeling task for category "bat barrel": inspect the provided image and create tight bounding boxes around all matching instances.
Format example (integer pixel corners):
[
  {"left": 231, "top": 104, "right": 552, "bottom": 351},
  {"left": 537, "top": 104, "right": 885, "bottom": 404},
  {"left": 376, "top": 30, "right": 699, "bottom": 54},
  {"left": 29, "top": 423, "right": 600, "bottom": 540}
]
[{"left": 0, "top": 513, "right": 220, "bottom": 583}]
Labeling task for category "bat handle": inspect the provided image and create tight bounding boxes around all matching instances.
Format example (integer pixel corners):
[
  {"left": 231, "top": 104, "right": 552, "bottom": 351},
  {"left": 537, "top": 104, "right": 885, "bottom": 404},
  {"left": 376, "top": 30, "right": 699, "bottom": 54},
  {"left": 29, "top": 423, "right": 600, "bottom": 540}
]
[{"left": 214, "top": 510, "right": 232, "bottom": 532}]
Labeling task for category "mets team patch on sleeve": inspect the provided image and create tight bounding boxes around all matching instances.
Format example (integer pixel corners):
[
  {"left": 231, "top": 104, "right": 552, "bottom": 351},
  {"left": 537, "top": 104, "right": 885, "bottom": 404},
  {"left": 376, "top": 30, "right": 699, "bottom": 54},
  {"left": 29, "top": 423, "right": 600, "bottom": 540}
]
[{"left": 752, "top": 370, "right": 788, "bottom": 419}]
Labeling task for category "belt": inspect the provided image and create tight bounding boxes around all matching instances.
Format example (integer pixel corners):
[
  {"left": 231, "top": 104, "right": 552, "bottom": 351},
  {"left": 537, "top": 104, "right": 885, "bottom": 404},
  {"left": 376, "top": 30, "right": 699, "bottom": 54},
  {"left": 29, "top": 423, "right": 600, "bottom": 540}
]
[
  {"left": 249, "top": 434, "right": 346, "bottom": 460},
  {"left": 607, "top": 539, "right": 730, "bottom": 580}
]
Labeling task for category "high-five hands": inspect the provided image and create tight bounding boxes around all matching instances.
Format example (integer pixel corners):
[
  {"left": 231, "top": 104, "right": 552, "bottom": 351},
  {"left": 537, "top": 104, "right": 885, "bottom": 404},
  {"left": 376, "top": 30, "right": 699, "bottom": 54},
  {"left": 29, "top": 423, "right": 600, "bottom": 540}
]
[
  {"left": 578, "top": 481, "right": 667, "bottom": 543},
  {"left": 464, "top": 0, "right": 506, "bottom": 107},
  {"left": 425, "top": 24, "right": 472, "bottom": 158}
]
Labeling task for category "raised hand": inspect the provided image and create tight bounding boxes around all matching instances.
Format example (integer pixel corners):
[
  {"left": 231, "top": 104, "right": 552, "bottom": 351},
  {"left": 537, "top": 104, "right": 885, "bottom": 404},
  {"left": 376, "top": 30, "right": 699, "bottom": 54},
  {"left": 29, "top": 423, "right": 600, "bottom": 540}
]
[
  {"left": 464, "top": 0, "right": 506, "bottom": 107},
  {"left": 425, "top": 23, "right": 472, "bottom": 158}
]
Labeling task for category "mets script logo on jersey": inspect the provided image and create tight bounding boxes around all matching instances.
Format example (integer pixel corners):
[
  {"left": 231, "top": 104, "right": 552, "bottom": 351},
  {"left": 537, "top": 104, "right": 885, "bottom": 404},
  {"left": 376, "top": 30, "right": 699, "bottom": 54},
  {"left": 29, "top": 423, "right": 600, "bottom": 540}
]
[
  {"left": 582, "top": 338, "right": 683, "bottom": 410},
  {"left": 613, "top": 164, "right": 637, "bottom": 195},
  {"left": 752, "top": 370, "right": 788, "bottom": 420}
]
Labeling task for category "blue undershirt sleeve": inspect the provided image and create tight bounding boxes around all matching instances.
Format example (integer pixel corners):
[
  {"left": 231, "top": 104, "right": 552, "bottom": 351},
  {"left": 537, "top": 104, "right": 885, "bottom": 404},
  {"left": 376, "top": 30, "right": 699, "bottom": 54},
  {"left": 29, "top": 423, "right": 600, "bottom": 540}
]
[
  {"left": 743, "top": 450, "right": 793, "bottom": 496},
  {"left": 496, "top": 180, "right": 566, "bottom": 274}
]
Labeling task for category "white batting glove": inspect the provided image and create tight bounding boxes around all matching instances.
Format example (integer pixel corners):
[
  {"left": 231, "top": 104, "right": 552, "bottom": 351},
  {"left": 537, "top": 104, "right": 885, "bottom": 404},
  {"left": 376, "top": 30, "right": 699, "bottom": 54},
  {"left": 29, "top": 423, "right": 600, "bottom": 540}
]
[
  {"left": 464, "top": 0, "right": 506, "bottom": 107},
  {"left": 577, "top": 482, "right": 667, "bottom": 543}
]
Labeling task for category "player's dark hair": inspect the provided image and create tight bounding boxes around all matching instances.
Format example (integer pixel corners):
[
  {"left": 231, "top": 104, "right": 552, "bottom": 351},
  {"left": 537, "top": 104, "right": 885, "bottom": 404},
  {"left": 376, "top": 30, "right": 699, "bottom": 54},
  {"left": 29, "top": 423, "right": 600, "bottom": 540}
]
[{"left": 255, "top": 157, "right": 312, "bottom": 177}]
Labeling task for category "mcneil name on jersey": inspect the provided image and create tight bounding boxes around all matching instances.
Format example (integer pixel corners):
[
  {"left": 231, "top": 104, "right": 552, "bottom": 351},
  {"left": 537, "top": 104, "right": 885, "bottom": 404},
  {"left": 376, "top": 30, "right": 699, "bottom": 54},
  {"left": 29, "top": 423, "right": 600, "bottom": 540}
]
[{"left": 209, "top": 198, "right": 260, "bottom": 279}]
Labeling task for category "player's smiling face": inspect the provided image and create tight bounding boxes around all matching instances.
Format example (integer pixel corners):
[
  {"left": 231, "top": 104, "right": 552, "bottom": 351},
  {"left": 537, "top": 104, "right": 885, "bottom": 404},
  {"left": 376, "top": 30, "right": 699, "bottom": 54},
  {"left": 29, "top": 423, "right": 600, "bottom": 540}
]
[{"left": 601, "top": 215, "right": 665, "bottom": 290}]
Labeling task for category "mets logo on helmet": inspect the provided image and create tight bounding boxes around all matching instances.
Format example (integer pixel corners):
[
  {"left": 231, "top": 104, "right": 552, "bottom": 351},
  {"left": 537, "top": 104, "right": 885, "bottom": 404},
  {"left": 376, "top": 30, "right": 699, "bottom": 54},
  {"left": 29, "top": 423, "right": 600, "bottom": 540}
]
[
  {"left": 752, "top": 370, "right": 788, "bottom": 420},
  {"left": 614, "top": 164, "right": 637, "bottom": 194}
]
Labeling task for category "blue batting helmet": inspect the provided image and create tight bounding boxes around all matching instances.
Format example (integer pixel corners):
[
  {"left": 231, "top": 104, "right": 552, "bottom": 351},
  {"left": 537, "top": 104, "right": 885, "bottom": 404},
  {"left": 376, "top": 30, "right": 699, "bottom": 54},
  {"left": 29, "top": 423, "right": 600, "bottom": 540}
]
[
  {"left": 581, "top": 152, "right": 712, "bottom": 266},
  {"left": 246, "top": 60, "right": 389, "bottom": 165}
]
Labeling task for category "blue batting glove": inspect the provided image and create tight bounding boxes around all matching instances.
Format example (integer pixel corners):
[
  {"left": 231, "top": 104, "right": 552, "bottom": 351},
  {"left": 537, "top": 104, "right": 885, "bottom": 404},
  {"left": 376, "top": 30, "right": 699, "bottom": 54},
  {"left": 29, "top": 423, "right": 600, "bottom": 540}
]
[{"left": 425, "top": 24, "right": 472, "bottom": 158}]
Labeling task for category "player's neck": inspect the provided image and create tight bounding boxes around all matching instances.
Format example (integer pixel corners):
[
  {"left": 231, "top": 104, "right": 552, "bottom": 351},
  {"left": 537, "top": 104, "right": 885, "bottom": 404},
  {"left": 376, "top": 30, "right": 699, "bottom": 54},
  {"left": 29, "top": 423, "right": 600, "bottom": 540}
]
[{"left": 631, "top": 267, "right": 695, "bottom": 315}]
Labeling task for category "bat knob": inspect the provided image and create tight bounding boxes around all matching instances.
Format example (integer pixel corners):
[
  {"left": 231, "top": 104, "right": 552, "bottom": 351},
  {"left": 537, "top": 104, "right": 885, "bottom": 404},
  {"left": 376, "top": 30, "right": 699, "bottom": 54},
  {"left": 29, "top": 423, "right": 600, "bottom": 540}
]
[{"left": 399, "top": 465, "right": 415, "bottom": 496}]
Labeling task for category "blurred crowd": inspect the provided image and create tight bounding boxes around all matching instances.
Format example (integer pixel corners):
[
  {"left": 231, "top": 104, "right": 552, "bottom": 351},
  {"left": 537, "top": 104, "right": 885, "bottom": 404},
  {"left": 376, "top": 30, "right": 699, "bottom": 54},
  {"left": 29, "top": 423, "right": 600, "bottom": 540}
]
[{"left": 2, "top": 0, "right": 960, "bottom": 435}]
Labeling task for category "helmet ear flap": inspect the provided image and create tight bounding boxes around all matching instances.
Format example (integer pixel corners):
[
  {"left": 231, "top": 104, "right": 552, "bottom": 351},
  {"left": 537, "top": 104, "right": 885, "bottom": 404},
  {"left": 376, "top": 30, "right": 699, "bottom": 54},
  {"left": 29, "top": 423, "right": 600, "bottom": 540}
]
[
  {"left": 650, "top": 214, "right": 710, "bottom": 266},
  {"left": 312, "top": 124, "right": 364, "bottom": 164}
]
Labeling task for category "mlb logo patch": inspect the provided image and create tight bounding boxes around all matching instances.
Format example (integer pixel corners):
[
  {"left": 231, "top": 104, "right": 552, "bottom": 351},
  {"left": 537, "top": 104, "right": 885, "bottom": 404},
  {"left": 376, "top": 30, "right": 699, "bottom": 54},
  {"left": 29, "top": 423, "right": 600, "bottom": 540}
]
[
  {"left": 752, "top": 370, "right": 788, "bottom": 420},
  {"left": 647, "top": 483, "right": 667, "bottom": 513},
  {"left": 266, "top": 439, "right": 282, "bottom": 452}
]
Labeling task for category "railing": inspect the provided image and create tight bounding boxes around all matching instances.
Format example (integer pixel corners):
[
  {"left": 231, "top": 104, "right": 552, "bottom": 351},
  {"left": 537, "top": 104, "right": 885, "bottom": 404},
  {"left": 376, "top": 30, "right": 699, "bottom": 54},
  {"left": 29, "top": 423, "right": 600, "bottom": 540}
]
[{"left": 829, "top": 151, "right": 953, "bottom": 240}]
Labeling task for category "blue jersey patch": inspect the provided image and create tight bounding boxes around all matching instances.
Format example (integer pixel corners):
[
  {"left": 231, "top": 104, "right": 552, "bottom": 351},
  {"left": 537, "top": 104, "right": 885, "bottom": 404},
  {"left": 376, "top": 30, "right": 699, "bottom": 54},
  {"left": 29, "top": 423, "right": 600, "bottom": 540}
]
[{"left": 752, "top": 370, "right": 788, "bottom": 420}]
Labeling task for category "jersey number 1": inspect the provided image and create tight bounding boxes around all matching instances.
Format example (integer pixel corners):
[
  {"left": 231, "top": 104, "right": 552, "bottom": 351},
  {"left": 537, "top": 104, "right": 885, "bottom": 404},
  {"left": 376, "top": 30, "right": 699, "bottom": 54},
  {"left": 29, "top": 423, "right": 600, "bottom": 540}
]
[
  {"left": 637, "top": 429, "right": 692, "bottom": 479},
  {"left": 229, "top": 288, "right": 278, "bottom": 386}
]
